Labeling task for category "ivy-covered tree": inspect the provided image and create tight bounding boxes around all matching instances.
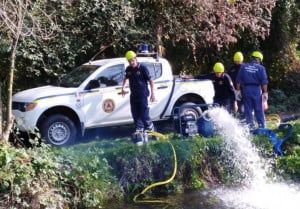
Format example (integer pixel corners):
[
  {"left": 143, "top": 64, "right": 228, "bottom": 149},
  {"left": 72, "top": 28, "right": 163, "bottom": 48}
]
[
  {"left": 263, "top": 0, "right": 300, "bottom": 92},
  {"left": 13, "top": 0, "right": 135, "bottom": 90},
  {"left": 5, "top": 0, "right": 279, "bottom": 90},
  {"left": 2, "top": 0, "right": 298, "bottom": 140},
  {"left": 130, "top": 1, "right": 276, "bottom": 54},
  {"left": 0, "top": 0, "right": 57, "bottom": 142},
  {"left": 120, "top": 0, "right": 275, "bottom": 74}
]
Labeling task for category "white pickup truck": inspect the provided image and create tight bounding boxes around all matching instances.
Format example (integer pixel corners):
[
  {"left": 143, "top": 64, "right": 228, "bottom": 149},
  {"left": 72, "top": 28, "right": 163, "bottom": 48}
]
[{"left": 12, "top": 54, "right": 214, "bottom": 146}]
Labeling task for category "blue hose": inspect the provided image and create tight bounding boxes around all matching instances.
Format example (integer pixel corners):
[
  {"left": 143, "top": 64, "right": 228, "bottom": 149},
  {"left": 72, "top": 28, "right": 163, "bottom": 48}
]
[{"left": 252, "top": 124, "right": 293, "bottom": 156}]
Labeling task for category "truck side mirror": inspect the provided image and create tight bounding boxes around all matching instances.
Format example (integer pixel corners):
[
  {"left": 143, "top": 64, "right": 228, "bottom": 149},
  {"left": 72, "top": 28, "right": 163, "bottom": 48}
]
[{"left": 85, "top": 79, "right": 100, "bottom": 90}]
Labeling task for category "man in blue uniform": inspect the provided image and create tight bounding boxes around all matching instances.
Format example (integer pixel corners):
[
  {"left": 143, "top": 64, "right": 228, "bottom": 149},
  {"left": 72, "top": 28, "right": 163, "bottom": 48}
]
[
  {"left": 236, "top": 51, "right": 268, "bottom": 128},
  {"left": 121, "top": 50, "right": 155, "bottom": 138},
  {"left": 196, "top": 62, "right": 238, "bottom": 113},
  {"left": 227, "top": 51, "right": 245, "bottom": 119}
]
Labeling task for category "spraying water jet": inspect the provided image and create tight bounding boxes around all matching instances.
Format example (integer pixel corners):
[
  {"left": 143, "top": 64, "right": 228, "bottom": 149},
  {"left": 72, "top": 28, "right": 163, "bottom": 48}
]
[{"left": 206, "top": 107, "right": 300, "bottom": 209}]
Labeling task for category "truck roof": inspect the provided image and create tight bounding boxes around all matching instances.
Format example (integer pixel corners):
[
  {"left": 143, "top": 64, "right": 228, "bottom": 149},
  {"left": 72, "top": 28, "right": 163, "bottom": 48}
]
[{"left": 84, "top": 56, "right": 163, "bottom": 66}]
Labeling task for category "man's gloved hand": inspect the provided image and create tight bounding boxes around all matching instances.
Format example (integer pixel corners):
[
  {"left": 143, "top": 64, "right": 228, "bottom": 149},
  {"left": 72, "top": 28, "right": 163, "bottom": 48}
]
[
  {"left": 263, "top": 92, "right": 268, "bottom": 101},
  {"left": 236, "top": 90, "right": 242, "bottom": 101}
]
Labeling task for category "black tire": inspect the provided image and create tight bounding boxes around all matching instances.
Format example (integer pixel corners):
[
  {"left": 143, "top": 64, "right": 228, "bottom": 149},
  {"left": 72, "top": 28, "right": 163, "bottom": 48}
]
[
  {"left": 173, "top": 102, "right": 203, "bottom": 134},
  {"left": 179, "top": 102, "right": 202, "bottom": 118},
  {"left": 40, "top": 114, "right": 77, "bottom": 146}
]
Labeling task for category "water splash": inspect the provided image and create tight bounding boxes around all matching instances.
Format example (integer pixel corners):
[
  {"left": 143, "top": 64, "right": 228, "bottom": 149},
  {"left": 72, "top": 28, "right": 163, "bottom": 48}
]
[
  {"left": 207, "top": 107, "right": 300, "bottom": 209},
  {"left": 213, "top": 183, "right": 300, "bottom": 209},
  {"left": 208, "top": 107, "right": 267, "bottom": 185}
]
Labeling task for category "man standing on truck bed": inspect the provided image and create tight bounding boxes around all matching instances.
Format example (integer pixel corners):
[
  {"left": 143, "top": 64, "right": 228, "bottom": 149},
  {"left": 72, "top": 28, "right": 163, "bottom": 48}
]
[{"left": 121, "top": 50, "right": 156, "bottom": 143}]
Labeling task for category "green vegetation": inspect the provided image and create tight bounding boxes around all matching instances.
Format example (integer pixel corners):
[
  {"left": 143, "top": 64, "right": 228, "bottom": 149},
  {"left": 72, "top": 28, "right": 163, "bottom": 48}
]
[
  {"left": 1, "top": 120, "right": 300, "bottom": 208},
  {"left": 0, "top": 138, "right": 122, "bottom": 209},
  {"left": 0, "top": 0, "right": 299, "bottom": 93},
  {"left": 268, "top": 89, "right": 300, "bottom": 113},
  {"left": 276, "top": 123, "right": 300, "bottom": 181},
  {"left": 0, "top": 134, "right": 234, "bottom": 208},
  {"left": 1, "top": 0, "right": 300, "bottom": 208}
]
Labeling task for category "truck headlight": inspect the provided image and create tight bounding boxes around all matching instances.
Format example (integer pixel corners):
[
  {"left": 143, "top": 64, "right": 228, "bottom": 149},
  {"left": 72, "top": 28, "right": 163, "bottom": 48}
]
[{"left": 12, "top": 102, "right": 37, "bottom": 112}]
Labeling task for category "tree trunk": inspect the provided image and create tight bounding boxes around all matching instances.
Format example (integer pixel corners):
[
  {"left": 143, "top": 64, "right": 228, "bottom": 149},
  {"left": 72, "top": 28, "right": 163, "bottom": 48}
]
[
  {"left": 0, "top": 0, "right": 56, "bottom": 143},
  {"left": 155, "top": 24, "right": 164, "bottom": 57},
  {"left": 0, "top": 84, "right": 2, "bottom": 141},
  {"left": 2, "top": 37, "right": 18, "bottom": 142},
  {"left": 1, "top": 0, "right": 23, "bottom": 143}
]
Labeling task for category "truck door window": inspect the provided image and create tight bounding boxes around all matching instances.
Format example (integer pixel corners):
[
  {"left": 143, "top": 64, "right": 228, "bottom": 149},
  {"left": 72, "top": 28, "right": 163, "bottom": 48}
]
[
  {"left": 60, "top": 65, "right": 99, "bottom": 87},
  {"left": 96, "top": 64, "right": 124, "bottom": 87},
  {"left": 141, "top": 62, "right": 162, "bottom": 80}
]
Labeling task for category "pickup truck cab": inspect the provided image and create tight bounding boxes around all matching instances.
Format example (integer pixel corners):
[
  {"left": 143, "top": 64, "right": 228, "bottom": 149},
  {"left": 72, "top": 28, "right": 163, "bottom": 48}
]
[{"left": 12, "top": 54, "right": 214, "bottom": 146}]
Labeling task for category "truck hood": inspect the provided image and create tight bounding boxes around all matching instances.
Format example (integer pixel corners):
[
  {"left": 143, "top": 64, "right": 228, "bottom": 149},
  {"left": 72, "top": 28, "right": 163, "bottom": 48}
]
[{"left": 13, "top": 85, "right": 77, "bottom": 102}]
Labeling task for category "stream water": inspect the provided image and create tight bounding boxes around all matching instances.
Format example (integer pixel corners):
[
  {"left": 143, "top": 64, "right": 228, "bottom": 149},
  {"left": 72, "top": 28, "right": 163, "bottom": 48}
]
[{"left": 107, "top": 107, "right": 300, "bottom": 209}]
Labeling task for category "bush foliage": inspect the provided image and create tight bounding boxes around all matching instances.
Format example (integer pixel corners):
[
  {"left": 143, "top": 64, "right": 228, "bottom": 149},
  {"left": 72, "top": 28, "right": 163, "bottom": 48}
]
[{"left": 1, "top": 121, "right": 300, "bottom": 209}]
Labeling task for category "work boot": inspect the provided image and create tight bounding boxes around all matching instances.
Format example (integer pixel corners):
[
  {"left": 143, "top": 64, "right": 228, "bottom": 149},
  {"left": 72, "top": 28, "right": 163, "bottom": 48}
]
[
  {"left": 146, "top": 123, "right": 154, "bottom": 132},
  {"left": 132, "top": 129, "right": 144, "bottom": 146},
  {"left": 145, "top": 124, "right": 159, "bottom": 140},
  {"left": 143, "top": 131, "right": 148, "bottom": 144}
]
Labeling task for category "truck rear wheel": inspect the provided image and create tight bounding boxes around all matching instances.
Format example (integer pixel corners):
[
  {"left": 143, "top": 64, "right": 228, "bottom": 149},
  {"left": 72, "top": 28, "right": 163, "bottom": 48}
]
[
  {"left": 40, "top": 114, "right": 77, "bottom": 146},
  {"left": 179, "top": 102, "right": 202, "bottom": 118}
]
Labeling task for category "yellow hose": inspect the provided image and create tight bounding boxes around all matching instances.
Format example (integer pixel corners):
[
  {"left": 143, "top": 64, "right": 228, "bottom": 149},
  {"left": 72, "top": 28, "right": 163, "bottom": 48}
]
[
  {"left": 133, "top": 131, "right": 177, "bottom": 204},
  {"left": 265, "top": 114, "right": 281, "bottom": 127}
]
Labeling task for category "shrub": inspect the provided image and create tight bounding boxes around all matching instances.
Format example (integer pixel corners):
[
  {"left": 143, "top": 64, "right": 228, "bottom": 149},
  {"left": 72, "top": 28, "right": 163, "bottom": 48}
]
[{"left": 0, "top": 141, "right": 67, "bottom": 209}]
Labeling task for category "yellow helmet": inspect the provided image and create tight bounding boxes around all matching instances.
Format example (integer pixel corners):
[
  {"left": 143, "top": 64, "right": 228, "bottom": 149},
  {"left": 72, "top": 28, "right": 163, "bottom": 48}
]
[
  {"left": 213, "top": 62, "right": 225, "bottom": 73},
  {"left": 251, "top": 51, "right": 263, "bottom": 61},
  {"left": 125, "top": 50, "right": 136, "bottom": 61},
  {"left": 233, "top": 51, "right": 244, "bottom": 62}
]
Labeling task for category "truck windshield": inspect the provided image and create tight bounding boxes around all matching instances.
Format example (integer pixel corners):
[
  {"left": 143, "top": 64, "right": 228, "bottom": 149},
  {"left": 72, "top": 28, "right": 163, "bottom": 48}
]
[{"left": 59, "top": 65, "right": 100, "bottom": 87}]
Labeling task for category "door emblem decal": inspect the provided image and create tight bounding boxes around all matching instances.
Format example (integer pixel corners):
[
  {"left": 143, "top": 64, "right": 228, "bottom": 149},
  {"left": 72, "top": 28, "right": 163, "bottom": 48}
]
[{"left": 102, "top": 99, "right": 115, "bottom": 113}]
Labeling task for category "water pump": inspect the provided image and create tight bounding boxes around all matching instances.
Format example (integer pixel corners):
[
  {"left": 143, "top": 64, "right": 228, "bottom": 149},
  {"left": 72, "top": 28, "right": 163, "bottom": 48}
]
[
  {"left": 197, "top": 110, "right": 215, "bottom": 137},
  {"left": 181, "top": 114, "right": 198, "bottom": 137}
]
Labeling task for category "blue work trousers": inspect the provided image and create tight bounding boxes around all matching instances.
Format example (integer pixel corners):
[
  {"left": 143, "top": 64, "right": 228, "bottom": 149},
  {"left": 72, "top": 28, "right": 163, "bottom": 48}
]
[
  {"left": 130, "top": 96, "right": 152, "bottom": 131},
  {"left": 237, "top": 100, "right": 245, "bottom": 120},
  {"left": 243, "top": 86, "right": 265, "bottom": 128},
  {"left": 214, "top": 98, "right": 233, "bottom": 113}
]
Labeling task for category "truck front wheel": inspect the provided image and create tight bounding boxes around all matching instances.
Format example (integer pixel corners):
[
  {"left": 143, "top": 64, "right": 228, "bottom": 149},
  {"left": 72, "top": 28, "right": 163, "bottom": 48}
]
[{"left": 40, "top": 114, "right": 77, "bottom": 146}]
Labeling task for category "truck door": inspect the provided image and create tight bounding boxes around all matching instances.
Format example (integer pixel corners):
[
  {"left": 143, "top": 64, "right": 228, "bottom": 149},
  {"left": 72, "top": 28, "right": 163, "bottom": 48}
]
[
  {"left": 82, "top": 64, "right": 133, "bottom": 128},
  {"left": 140, "top": 62, "right": 173, "bottom": 120}
]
